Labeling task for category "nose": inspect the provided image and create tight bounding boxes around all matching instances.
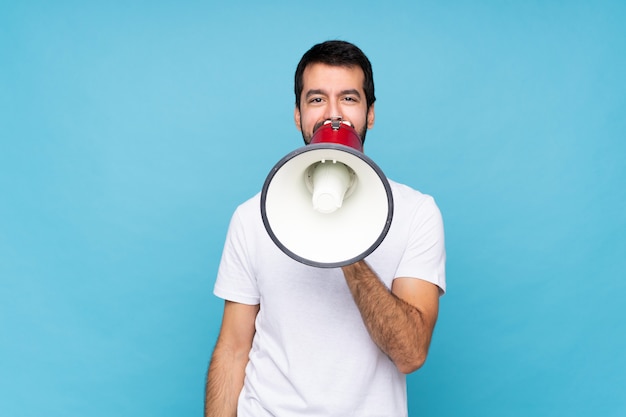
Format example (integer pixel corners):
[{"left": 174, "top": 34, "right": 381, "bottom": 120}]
[{"left": 324, "top": 101, "right": 341, "bottom": 121}]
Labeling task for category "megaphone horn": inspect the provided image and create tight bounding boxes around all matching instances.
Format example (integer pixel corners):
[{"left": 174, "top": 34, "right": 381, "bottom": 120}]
[{"left": 260, "top": 117, "right": 394, "bottom": 268}]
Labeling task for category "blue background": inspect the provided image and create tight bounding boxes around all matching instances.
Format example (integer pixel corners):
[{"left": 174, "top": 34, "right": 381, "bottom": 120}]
[{"left": 1, "top": 1, "right": 625, "bottom": 416}]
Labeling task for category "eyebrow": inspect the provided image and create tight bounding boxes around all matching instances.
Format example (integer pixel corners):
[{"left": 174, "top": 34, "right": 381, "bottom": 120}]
[{"left": 305, "top": 89, "right": 362, "bottom": 99}]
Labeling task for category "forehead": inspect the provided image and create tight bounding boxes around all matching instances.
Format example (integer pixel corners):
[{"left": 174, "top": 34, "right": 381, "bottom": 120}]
[{"left": 301, "top": 63, "right": 365, "bottom": 92}]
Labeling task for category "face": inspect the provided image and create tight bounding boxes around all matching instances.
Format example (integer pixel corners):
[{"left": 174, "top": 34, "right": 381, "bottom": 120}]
[{"left": 295, "top": 63, "right": 375, "bottom": 144}]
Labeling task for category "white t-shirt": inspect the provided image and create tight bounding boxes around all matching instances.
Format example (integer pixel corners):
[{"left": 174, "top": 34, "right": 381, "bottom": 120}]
[{"left": 214, "top": 179, "right": 446, "bottom": 417}]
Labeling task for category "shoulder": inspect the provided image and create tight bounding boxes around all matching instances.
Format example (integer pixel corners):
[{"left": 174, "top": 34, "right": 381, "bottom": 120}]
[
  {"left": 223, "top": 192, "right": 266, "bottom": 242},
  {"left": 235, "top": 192, "right": 262, "bottom": 214},
  {"left": 230, "top": 192, "right": 262, "bottom": 224},
  {"left": 388, "top": 179, "right": 441, "bottom": 217}
]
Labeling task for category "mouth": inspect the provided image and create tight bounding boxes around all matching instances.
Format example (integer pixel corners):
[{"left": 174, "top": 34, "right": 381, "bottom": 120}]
[{"left": 313, "top": 118, "right": 353, "bottom": 133}]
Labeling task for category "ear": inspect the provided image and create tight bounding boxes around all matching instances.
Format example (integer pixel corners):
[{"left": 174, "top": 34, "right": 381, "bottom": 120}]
[
  {"left": 367, "top": 103, "right": 375, "bottom": 129},
  {"left": 294, "top": 106, "right": 302, "bottom": 131}
]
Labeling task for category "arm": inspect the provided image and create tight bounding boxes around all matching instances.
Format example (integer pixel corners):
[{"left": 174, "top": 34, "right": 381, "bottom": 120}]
[
  {"left": 341, "top": 260, "right": 440, "bottom": 374},
  {"left": 205, "top": 300, "right": 259, "bottom": 417}
]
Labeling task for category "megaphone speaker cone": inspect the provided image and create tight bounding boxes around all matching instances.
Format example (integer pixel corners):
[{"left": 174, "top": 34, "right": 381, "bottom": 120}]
[
  {"left": 260, "top": 141, "right": 394, "bottom": 268},
  {"left": 309, "top": 160, "right": 353, "bottom": 214}
]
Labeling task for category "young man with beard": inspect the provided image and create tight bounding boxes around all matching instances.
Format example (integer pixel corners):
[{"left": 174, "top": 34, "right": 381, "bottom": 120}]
[{"left": 205, "top": 40, "right": 446, "bottom": 417}]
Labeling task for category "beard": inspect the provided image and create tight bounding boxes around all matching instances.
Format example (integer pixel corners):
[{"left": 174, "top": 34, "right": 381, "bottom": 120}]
[{"left": 300, "top": 119, "right": 368, "bottom": 145}]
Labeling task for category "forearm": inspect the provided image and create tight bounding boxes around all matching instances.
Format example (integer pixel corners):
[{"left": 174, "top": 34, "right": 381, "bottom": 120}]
[
  {"left": 205, "top": 341, "right": 249, "bottom": 417},
  {"left": 342, "top": 261, "right": 433, "bottom": 374}
]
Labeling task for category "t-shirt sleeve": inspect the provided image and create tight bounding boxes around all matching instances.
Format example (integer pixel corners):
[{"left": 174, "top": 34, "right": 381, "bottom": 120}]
[
  {"left": 213, "top": 208, "right": 261, "bottom": 305},
  {"left": 394, "top": 196, "right": 447, "bottom": 294}
]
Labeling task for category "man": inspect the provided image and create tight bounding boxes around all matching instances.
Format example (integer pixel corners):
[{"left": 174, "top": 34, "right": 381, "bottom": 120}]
[{"left": 205, "top": 40, "right": 446, "bottom": 417}]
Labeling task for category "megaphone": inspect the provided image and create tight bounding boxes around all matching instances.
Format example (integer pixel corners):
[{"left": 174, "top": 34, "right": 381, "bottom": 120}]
[{"left": 260, "top": 117, "right": 394, "bottom": 268}]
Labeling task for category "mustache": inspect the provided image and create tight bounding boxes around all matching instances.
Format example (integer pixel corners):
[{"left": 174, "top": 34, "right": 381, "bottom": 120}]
[{"left": 313, "top": 120, "right": 327, "bottom": 133}]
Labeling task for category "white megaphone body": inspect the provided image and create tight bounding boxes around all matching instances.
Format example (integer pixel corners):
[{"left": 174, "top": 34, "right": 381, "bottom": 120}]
[{"left": 260, "top": 117, "right": 394, "bottom": 268}]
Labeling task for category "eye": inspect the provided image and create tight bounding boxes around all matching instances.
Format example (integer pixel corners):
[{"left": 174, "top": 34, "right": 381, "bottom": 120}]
[{"left": 309, "top": 97, "right": 323, "bottom": 104}]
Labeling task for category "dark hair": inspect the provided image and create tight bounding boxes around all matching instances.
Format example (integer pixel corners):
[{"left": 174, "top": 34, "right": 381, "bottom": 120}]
[{"left": 294, "top": 40, "right": 376, "bottom": 110}]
